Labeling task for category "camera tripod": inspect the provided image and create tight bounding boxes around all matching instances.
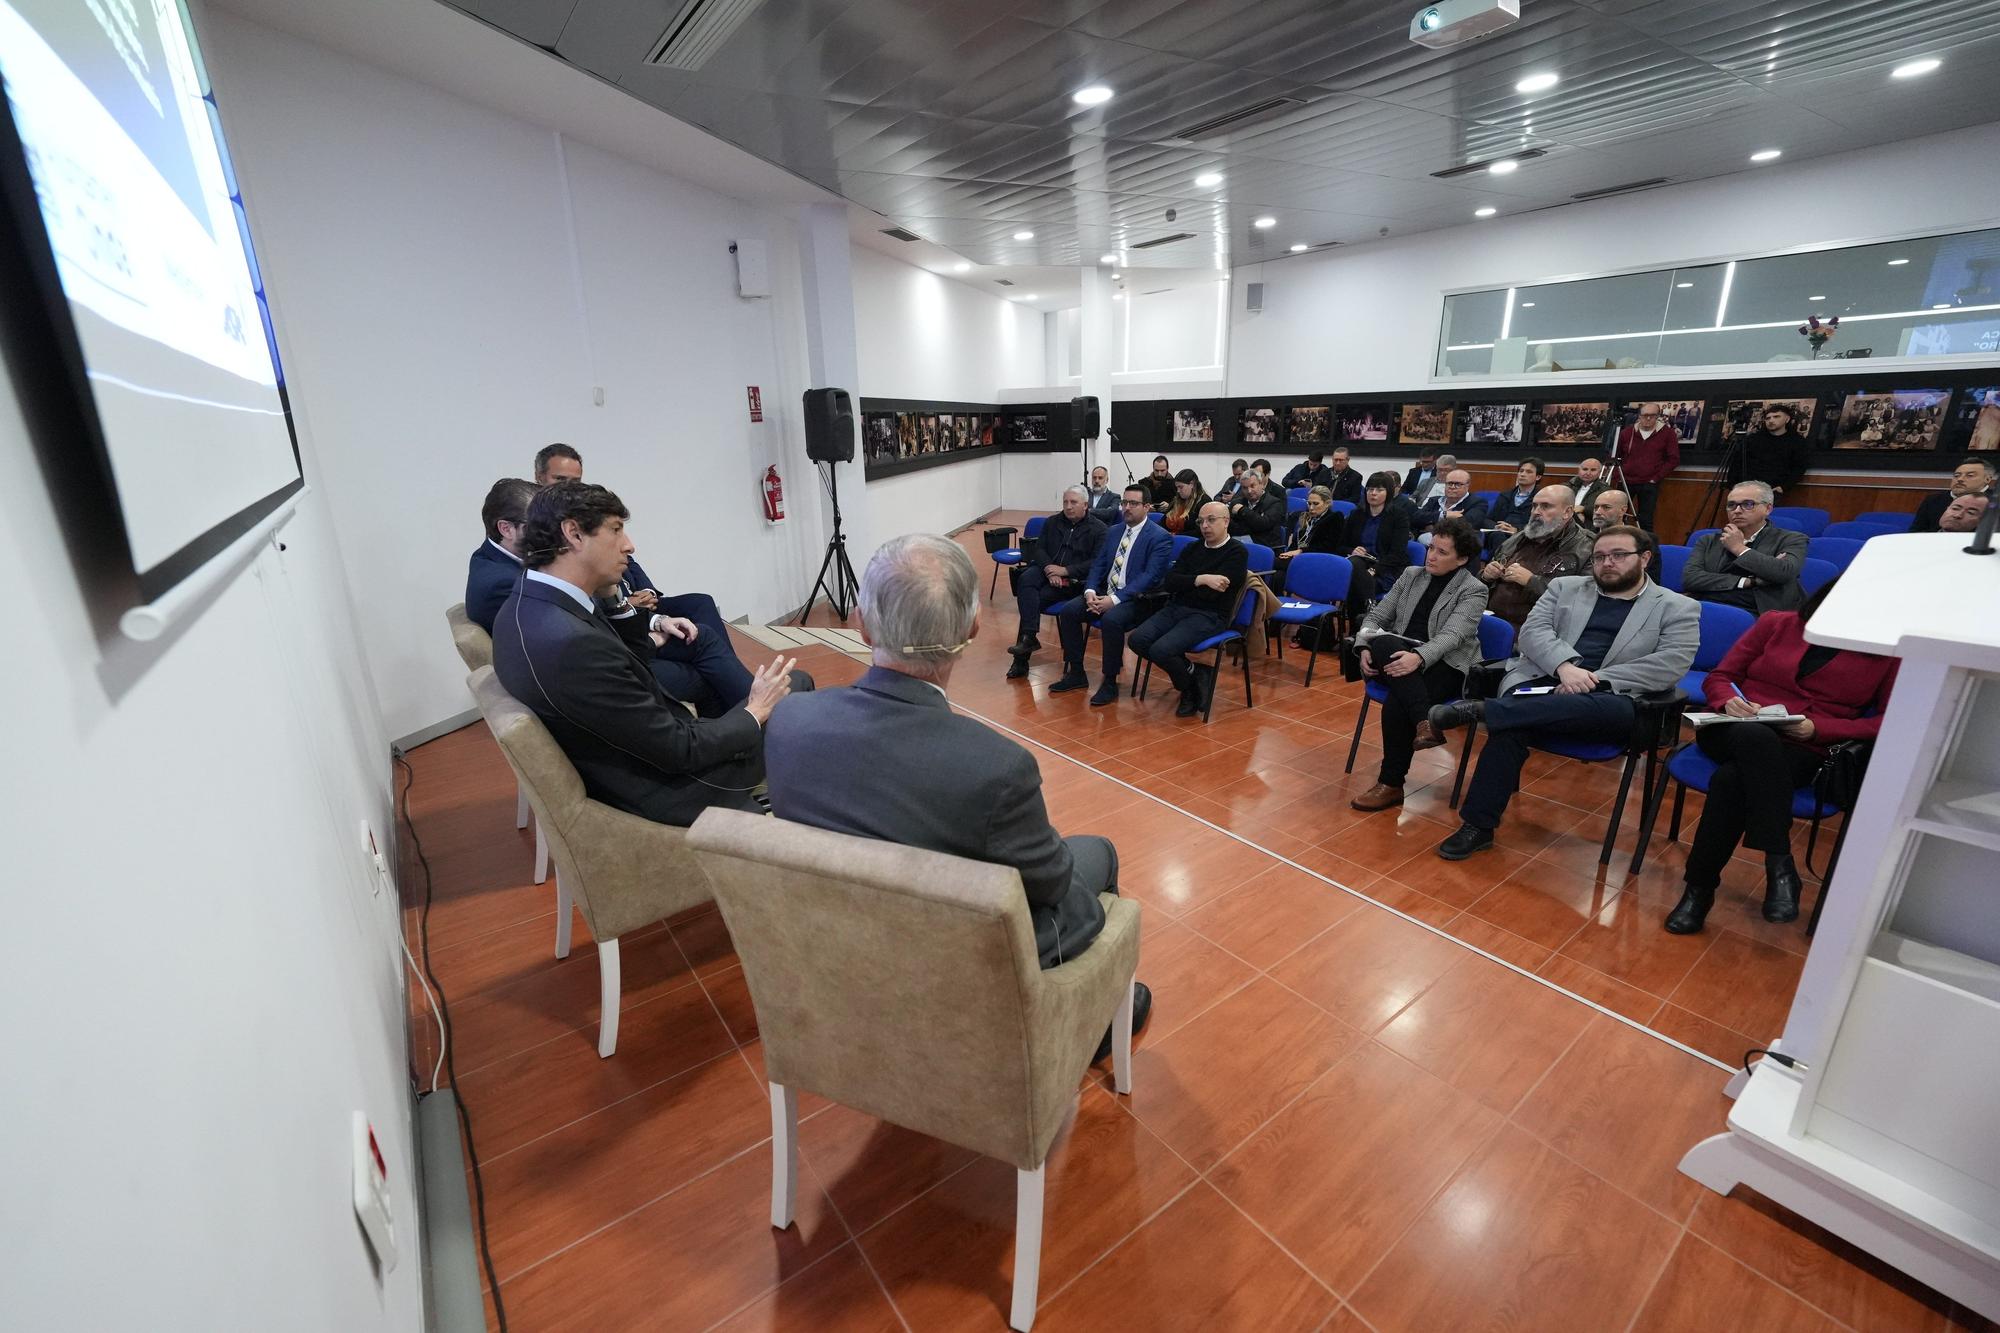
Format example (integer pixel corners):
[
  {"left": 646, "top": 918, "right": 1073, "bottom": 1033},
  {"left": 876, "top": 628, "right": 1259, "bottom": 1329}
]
[
  {"left": 794, "top": 461, "right": 859, "bottom": 624},
  {"left": 1688, "top": 430, "right": 1750, "bottom": 537}
]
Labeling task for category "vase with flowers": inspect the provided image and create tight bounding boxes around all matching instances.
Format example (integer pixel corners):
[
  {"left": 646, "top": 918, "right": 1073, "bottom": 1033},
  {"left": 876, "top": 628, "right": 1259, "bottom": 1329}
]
[{"left": 1798, "top": 314, "right": 1839, "bottom": 359}]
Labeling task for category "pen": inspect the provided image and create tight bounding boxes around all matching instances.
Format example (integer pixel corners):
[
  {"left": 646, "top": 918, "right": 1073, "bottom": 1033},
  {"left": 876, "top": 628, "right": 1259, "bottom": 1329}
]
[{"left": 1729, "top": 682, "right": 1750, "bottom": 705}]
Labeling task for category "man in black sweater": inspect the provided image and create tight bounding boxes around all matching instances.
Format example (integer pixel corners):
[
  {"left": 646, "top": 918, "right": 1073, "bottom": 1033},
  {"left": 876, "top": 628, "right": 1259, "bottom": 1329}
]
[
  {"left": 1129, "top": 502, "right": 1250, "bottom": 717},
  {"left": 1725, "top": 404, "right": 1811, "bottom": 500},
  {"left": 1008, "top": 486, "right": 1107, "bottom": 678}
]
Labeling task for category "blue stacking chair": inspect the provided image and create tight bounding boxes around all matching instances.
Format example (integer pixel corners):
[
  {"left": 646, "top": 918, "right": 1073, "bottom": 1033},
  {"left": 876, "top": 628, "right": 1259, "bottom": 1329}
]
[
  {"left": 1329, "top": 500, "right": 1356, "bottom": 520},
  {"left": 1267, "top": 553, "right": 1351, "bottom": 686},
  {"left": 1170, "top": 534, "right": 1198, "bottom": 558},
  {"left": 987, "top": 515, "right": 1044, "bottom": 598},
  {"left": 1134, "top": 585, "right": 1259, "bottom": 723},
  {"left": 1244, "top": 542, "right": 1277, "bottom": 575},
  {"left": 1473, "top": 490, "right": 1500, "bottom": 514},
  {"left": 1146, "top": 511, "right": 1165, "bottom": 526},
  {"left": 1405, "top": 540, "right": 1426, "bottom": 568},
  {"left": 1686, "top": 527, "right": 1721, "bottom": 546},
  {"left": 1769, "top": 506, "right": 1831, "bottom": 537},
  {"left": 1344, "top": 613, "right": 1516, "bottom": 809},
  {"left": 1286, "top": 488, "right": 1309, "bottom": 513},
  {"left": 1680, "top": 602, "right": 1756, "bottom": 699},
  {"left": 1856, "top": 511, "right": 1915, "bottom": 531},
  {"left": 1656, "top": 544, "right": 1691, "bottom": 593},
  {"left": 1822, "top": 520, "right": 1899, "bottom": 542},
  {"left": 1806, "top": 536, "right": 1863, "bottom": 572},
  {"left": 1799, "top": 557, "right": 1839, "bottom": 597}
]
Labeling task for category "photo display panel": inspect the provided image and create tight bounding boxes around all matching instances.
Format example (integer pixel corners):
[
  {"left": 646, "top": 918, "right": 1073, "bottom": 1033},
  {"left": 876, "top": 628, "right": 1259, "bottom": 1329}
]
[{"left": 1, "top": 0, "right": 300, "bottom": 583}]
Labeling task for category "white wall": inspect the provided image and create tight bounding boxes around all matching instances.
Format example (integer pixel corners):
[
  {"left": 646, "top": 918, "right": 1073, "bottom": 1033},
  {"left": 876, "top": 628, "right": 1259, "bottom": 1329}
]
[
  {"left": 206, "top": 12, "right": 823, "bottom": 743},
  {"left": 1, "top": 257, "right": 417, "bottom": 1329},
  {"left": 1229, "top": 121, "right": 2000, "bottom": 397}
]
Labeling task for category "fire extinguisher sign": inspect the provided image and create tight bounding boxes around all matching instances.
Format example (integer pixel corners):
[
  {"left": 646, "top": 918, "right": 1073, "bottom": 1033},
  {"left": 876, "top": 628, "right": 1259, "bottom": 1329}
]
[{"left": 746, "top": 386, "right": 763, "bottom": 423}]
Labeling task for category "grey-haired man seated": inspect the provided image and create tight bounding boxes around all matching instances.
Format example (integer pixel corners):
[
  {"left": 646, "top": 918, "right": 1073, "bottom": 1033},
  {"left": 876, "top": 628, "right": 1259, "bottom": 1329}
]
[{"left": 762, "top": 534, "right": 1151, "bottom": 1059}]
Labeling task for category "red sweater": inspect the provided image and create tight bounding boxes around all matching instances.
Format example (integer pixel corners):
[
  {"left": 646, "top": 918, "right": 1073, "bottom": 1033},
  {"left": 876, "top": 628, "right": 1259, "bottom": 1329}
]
[
  {"left": 1703, "top": 613, "right": 1897, "bottom": 749},
  {"left": 1616, "top": 424, "right": 1680, "bottom": 484}
]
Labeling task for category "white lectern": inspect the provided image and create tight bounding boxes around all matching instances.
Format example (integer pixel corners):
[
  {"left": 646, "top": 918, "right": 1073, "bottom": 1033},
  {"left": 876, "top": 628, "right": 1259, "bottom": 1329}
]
[{"left": 1678, "top": 530, "right": 2000, "bottom": 1320}]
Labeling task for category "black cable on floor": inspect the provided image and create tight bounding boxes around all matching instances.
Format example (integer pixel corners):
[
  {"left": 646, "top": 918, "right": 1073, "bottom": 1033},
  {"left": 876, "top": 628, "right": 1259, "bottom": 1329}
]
[{"left": 395, "top": 749, "right": 507, "bottom": 1331}]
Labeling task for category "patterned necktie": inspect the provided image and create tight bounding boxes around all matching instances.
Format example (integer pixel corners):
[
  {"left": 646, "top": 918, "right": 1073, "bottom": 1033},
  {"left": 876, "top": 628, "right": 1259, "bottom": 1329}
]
[{"left": 1109, "top": 523, "right": 1138, "bottom": 591}]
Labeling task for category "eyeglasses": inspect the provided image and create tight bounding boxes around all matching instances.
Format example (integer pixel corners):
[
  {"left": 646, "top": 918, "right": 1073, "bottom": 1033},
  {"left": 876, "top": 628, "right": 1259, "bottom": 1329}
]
[
  {"left": 1724, "top": 498, "right": 1765, "bottom": 511},
  {"left": 1121, "top": 498, "right": 1148, "bottom": 506},
  {"left": 1590, "top": 549, "right": 1641, "bottom": 564}
]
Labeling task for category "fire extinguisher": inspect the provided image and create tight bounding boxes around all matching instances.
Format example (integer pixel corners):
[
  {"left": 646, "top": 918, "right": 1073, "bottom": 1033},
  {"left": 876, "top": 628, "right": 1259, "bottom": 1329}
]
[{"left": 761, "top": 464, "right": 785, "bottom": 524}]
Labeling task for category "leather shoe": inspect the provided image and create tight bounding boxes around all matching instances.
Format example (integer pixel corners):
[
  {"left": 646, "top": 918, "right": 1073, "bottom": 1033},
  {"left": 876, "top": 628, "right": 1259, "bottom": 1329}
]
[
  {"left": 1175, "top": 687, "right": 1201, "bottom": 718},
  {"left": 1007, "top": 635, "right": 1041, "bottom": 658},
  {"left": 788, "top": 669, "right": 816, "bottom": 693},
  {"left": 1436, "top": 823, "right": 1495, "bottom": 860},
  {"left": 1089, "top": 678, "right": 1120, "bottom": 707},
  {"left": 1427, "top": 699, "right": 1484, "bottom": 733},
  {"left": 1049, "top": 666, "right": 1088, "bottom": 693},
  {"left": 1351, "top": 782, "right": 1404, "bottom": 811},
  {"left": 1093, "top": 982, "right": 1152, "bottom": 1065},
  {"left": 1005, "top": 658, "right": 1029, "bottom": 680},
  {"left": 1763, "top": 853, "right": 1801, "bottom": 923},
  {"left": 1411, "top": 719, "right": 1446, "bottom": 751},
  {"left": 1664, "top": 884, "right": 1714, "bottom": 934}
]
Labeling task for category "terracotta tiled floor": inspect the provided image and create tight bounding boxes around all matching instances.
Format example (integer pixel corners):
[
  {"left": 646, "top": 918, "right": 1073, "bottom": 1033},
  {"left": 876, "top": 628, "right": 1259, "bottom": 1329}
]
[{"left": 405, "top": 517, "right": 1990, "bottom": 1331}]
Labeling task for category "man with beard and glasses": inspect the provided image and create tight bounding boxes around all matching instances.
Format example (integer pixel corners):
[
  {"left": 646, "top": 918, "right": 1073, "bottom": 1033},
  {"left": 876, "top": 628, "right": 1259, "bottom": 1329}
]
[
  {"left": 1426, "top": 525, "right": 1698, "bottom": 860},
  {"left": 1478, "top": 484, "right": 1595, "bottom": 629}
]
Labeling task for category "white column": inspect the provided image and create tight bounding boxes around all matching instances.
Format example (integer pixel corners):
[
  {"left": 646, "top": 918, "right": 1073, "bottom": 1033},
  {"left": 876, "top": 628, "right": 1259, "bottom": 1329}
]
[
  {"left": 794, "top": 203, "right": 873, "bottom": 575},
  {"left": 1078, "top": 266, "right": 1114, "bottom": 480}
]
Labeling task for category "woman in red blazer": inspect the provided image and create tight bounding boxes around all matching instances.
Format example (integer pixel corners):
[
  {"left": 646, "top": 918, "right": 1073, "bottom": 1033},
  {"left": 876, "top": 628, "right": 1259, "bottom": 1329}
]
[{"left": 1665, "top": 580, "right": 1897, "bottom": 934}]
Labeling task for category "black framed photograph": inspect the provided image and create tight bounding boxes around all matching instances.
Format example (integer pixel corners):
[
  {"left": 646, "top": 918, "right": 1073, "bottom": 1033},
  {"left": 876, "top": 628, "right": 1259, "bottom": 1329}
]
[
  {"left": 918, "top": 414, "right": 939, "bottom": 453},
  {"left": 1722, "top": 397, "right": 1819, "bottom": 443},
  {"left": 864, "top": 414, "right": 897, "bottom": 463},
  {"left": 1536, "top": 402, "right": 1611, "bottom": 445},
  {"left": 1620, "top": 399, "right": 1705, "bottom": 446},
  {"left": 1944, "top": 387, "right": 2000, "bottom": 452},
  {"left": 1238, "top": 406, "right": 1278, "bottom": 444},
  {"left": 1013, "top": 413, "right": 1048, "bottom": 444},
  {"left": 896, "top": 413, "right": 918, "bottom": 457},
  {"left": 1398, "top": 403, "right": 1454, "bottom": 446},
  {"left": 1339, "top": 404, "right": 1391, "bottom": 441},
  {"left": 1288, "top": 405, "right": 1331, "bottom": 445},
  {"left": 936, "top": 415, "right": 959, "bottom": 451},
  {"left": 1831, "top": 389, "right": 1949, "bottom": 451},
  {"left": 1172, "top": 408, "right": 1214, "bottom": 443},
  {"left": 1462, "top": 402, "right": 1526, "bottom": 444}
]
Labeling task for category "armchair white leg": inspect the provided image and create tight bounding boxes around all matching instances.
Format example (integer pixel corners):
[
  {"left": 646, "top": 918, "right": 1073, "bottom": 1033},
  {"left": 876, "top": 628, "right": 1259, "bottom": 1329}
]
[
  {"left": 533, "top": 818, "right": 549, "bottom": 885},
  {"left": 1010, "top": 1164, "right": 1046, "bottom": 1332},
  {"left": 595, "top": 938, "right": 621, "bottom": 1058},
  {"left": 553, "top": 869, "right": 573, "bottom": 959},
  {"left": 515, "top": 782, "right": 529, "bottom": 830},
  {"left": 1111, "top": 977, "right": 1135, "bottom": 1096},
  {"left": 769, "top": 1083, "right": 799, "bottom": 1229}
]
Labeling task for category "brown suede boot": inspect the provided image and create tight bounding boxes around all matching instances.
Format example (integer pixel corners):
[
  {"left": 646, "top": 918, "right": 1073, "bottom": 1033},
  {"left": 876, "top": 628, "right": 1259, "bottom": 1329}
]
[
  {"left": 1411, "top": 719, "right": 1446, "bottom": 751},
  {"left": 1351, "top": 783, "right": 1405, "bottom": 811}
]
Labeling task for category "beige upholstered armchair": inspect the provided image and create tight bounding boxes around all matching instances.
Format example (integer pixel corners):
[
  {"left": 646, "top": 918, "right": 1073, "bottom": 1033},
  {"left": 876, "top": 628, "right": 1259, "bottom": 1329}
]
[
  {"left": 446, "top": 603, "right": 549, "bottom": 886},
  {"left": 468, "top": 666, "right": 713, "bottom": 1057},
  {"left": 685, "top": 808, "right": 1141, "bottom": 1332}
]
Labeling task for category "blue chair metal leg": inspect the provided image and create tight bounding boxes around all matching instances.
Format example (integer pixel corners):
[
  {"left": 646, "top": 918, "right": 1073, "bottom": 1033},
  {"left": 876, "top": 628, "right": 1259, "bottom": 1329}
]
[
  {"left": 1628, "top": 751, "right": 1672, "bottom": 875},
  {"left": 1667, "top": 781, "right": 1687, "bottom": 843},
  {"left": 1343, "top": 694, "right": 1373, "bottom": 774},
  {"left": 989, "top": 562, "right": 1002, "bottom": 599},
  {"left": 1448, "top": 722, "right": 1478, "bottom": 809},
  {"left": 1598, "top": 751, "right": 1645, "bottom": 865}
]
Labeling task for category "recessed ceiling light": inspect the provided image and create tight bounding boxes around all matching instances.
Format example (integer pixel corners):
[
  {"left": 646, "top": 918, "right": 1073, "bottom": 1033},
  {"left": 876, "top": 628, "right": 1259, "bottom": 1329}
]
[
  {"left": 1194, "top": 171, "right": 1223, "bottom": 187},
  {"left": 1520, "top": 301, "right": 1535, "bottom": 308},
  {"left": 1809, "top": 295, "right": 1827, "bottom": 301},
  {"left": 1891, "top": 58, "right": 1941, "bottom": 79},
  {"left": 1290, "top": 243, "right": 1308, "bottom": 252},
  {"left": 1071, "top": 84, "right": 1114, "bottom": 106},
  {"left": 1023, "top": 293, "right": 1038, "bottom": 300},
  {"left": 1887, "top": 258, "right": 1910, "bottom": 266},
  {"left": 1253, "top": 216, "right": 1277, "bottom": 228},
  {"left": 1515, "top": 72, "right": 1559, "bottom": 93},
  {"left": 1488, "top": 159, "right": 1519, "bottom": 175},
  {"left": 1112, "top": 293, "right": 1122, "bottom": 300},
  {"left": 1750, "top": 148, "right": 1783, "bottom": 162},
  {"left": 1013, "top": 230, "right": 1034, "bottom": 240},
  {"left": 1474, "top": 206, "right": 1497, "bottom": 218},
  {"left": 1933, "top": 302, "right": 1952, "bottom": 309},
  {"left": 1098, "top": 253, "right": 1117, "bottom": 264},
  {"left": 1675, "top": 281, "right": 1694, "bottom": 288},
  {"left": 953, "top": 262, "right": 970, "bottom": 272}
]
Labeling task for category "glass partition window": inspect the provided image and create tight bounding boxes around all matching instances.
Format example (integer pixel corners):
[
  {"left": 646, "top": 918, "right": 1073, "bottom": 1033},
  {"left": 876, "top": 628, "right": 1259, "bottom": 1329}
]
[{"left": 1438, "top": 227, "right": 2000, "bottom": 378}]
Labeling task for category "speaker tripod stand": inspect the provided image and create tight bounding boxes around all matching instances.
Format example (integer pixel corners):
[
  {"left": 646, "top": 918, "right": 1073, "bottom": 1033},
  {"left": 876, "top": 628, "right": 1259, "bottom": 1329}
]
[{"left": 794, "top": 461, "right": 859, "bottom": 625}]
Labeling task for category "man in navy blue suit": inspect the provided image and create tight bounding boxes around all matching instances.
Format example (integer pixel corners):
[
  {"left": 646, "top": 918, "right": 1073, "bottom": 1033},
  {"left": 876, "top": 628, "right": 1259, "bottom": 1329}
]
[
  {"left": 1052, "top": 485, "right": 1174, "bottom": 706},
  {"left": 465, "top": 477, "right": 538, "bottom": 633},
  {"left": 531, "top": 443, "right": 783, "bottom": 714}
]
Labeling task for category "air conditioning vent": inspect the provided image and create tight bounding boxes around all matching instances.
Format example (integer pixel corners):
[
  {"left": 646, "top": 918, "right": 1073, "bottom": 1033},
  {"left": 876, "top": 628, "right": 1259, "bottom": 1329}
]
[
  {"left": 1171, "top": 97, "right": 1305, "bottom": 142},
  {"left": 878, "top": 226, "right": 923, "bottom": 243},
  {"left": 1570, "top": 177, "right": 1671, "bottom": 201},
  {"left": 994, "top": 278, "right": 1015, "bottom": 286},
  {"left": 1431, "top": 148, "right": 1546, "bottom": 179},
  {"left": 1129, "top": 231, "right": 1196, "bottom": 250},
  {"left": 645, "top": 0, "right": 769, "bottom": 71}
]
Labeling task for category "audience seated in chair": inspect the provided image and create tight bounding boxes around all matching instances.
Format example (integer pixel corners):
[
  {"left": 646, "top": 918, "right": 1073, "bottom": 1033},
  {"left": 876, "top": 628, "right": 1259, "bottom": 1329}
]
[
  {"left": 1084, "top": 465, "right": 1120, "bottom": 524},
  {"left": 1429, "top": 525, "right": 1698, "bottom": 860},
  {"left": 532, "top": 442, "right": 773, "bottom": 715},
  {"left": 1590, "top": 488, "right": 1634, "bottom": 532},
  {"left": 1912, "top": 456, "right": 1995, "bottom": 533},
  {"left": 1052, "top": 486, "right": 1175, "bottom": 707},
  {"left": 1159, "top": 468, "right": 1209, "bottom": 536},
  {"left": 465, "top": 477, "right": 538, "bottom": 633},
  {"left": 1213, "top": 458, "right": 1249, "bottom": 505},
  {"left": 763, "top": 532, "right": 1151, "bottom": 1053},
  {"left": 1226, "top": 468, "right": 1287, "bottom": 549},
  {"left": 1349, "top": 518, "right": 1491, "bottom": 812},
  {"left": 1663, "top": 578, "right": 1897, "bottom": 935},
  {"left": 1938, "top": 491, "right": 1991, "bottom": 534},
  {"left": 1681, "top": 481, "right": 1808, "bottom": 614},
  {"left": 1007, "top": 486, "right": 1107, "bottom": 679},
  {"left": 1569, "top": 457, "right": 1612, "bottom": 519},
  {"left": 1480, "top": 484, "right": 1595, "bottom": 630},
  {"left": 1281, "top": 451, "right": 1332, "bottom": 491},
  {"left": 1487, "top": 457, "right": 1547, "bottom": 535},
  {"left": 1413, "top": 468, "right": 1489, "bottom": 535},
  {"left": 1269, "top": 484, "right": 1344, "bottom": 595},
  {"left": 1323, "top": 446, "right": 1364, "bottom": 506},
  {"left": 1129, "top": 502, "right": 1248, "bottom": 719},
  {"left": 1138, "top": 454, "right": 1177, "bottom": 509},
  {"left": 1339, "top": 471, "right": 1416, "bottom": 614},
  {"left": 491, "top": 480, "right": 797, "bottom": 826}
]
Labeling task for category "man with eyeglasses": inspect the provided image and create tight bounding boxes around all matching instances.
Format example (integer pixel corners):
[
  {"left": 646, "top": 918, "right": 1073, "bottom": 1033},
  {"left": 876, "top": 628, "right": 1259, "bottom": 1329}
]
[
  {"left": 1682, "top": 481, "right": 1808, "bottom": 614},
  {"left": 1615, "top": 403, "right": 1681, "bottom": 532},
  {"left": 1479, "top": 484, "right": 1595, "bottom": 629},
  {"left": 1413, "top": 468, "right": 1489, "bottom": 536},
  {"left": 1053, "top": 485, "right": 1175, "bottom": 705},
  {"left": 1428, "top": 525, "right": 1699, "bottom": 861}
]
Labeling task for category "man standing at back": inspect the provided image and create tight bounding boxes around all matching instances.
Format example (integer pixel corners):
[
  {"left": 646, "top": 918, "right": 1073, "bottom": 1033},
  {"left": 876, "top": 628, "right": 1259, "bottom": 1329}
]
[
  {"left": 1616, "top": 404, "right": 1680, "bottom": 532},
  {"left": 764, "top": 534, "right": 1151, "bottom": 1054}
]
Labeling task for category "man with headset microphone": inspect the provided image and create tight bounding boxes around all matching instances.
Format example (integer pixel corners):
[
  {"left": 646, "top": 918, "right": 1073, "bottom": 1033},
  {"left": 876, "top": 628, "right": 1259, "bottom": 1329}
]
[{"left": 492, "top": 480, "right": 796, "bottom": 826}]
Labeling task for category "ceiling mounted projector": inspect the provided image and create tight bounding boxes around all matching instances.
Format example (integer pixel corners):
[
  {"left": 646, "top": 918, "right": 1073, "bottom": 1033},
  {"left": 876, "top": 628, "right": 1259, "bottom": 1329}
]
[{"left": 1410, "top": 0, "right": 1521, "bottom": 49}]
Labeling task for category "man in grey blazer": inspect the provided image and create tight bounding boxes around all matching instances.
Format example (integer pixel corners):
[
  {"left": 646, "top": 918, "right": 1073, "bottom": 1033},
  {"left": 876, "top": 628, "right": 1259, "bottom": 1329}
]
[
  {"left": 763, "top": 533, "right": 1152, "bottom": 1052},
  {"left": 1682, "top": 481, "right": 1808, "bottom": 613},
  {"left": 1427, "top": 525, "right": 1699, "bottom": 860}
]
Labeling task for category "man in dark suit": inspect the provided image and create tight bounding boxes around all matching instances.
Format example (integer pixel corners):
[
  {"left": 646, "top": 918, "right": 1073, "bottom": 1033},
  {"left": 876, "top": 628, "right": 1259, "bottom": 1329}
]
[
  {"left": 532, "top": 443, "right": 766, "bottom": 715},
  {"left": 1682, "top": 481, "right": 1809, "bottom": 613},
  {"left": 491, "top": 481, "right": 795, "bottom": 827},
  {"left": 1227, "top": 469, "right": 1287, "bottom": 548},
  {"left": 1008, "top": 487, "right": 1106, "bottom": 678},
  {"left": 1912, "top": 456, "right": 1997, "bottom": 533},
  {"left": 1053, "top": 485, "right": 1175, "bottom": 706},
  {"left": 764, "top": 533, "right": 1151, "bottom": 1051},
  {"left": 1488, "top": 457, "right": 1546, "bottom": 534},
  {"left": 1401, "top": 451, "right": 1441, "bottom": 506},
  {"left": 1281, "top": 452, "right": 1332, "bottom": 490},
  {"left": 1413, "top": 469, "right": 1489, "bottom": 534},
  {"left": 1084, "top": 465, "right": 1121, "bottom": 523},
  {"left": 465, "top": 477, "right": 538, "bottom": 632},
  {"left": 1323, "top": 446, "right": 1364, "bottom": 506}
]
